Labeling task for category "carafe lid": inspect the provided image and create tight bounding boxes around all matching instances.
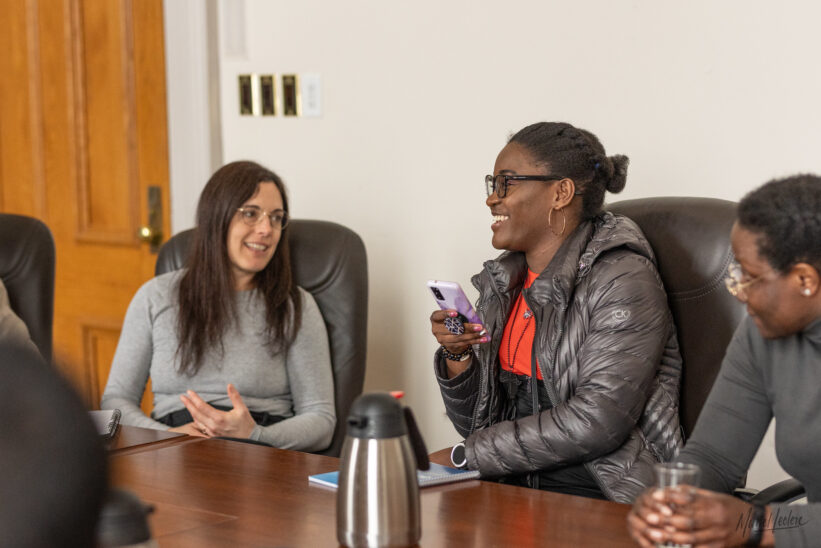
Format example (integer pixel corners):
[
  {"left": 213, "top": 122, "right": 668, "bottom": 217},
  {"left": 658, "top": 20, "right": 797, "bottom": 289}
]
[
  {"left": 96, "top": 488, "right": 153, "bottom": 546},
  {"left": 346, "top": 392, "right": 407, "bottom": 439}
]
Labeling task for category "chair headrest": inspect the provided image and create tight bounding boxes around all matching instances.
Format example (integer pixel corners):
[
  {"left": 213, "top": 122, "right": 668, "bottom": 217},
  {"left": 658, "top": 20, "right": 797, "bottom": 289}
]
[
  {"left": 609, "top": 197, "right": 737, "bottom": 298},
  {"left": 0, "top": 214, "right": 55, "bottom": 359}
]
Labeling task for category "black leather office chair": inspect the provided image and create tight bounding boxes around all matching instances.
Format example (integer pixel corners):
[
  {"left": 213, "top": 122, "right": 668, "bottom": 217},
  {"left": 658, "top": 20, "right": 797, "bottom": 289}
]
[
  {"left": 609, "top": 197, "right": 745, "bottom": 436},
  {"left": 155, "top": 219, "right": 368, "bottom": 457},
  {"left": 609, "top": 197, "right": 805, "bottom": 503},
  {"left": 0, "top": 213, "right": 56, "bottom": 360}
]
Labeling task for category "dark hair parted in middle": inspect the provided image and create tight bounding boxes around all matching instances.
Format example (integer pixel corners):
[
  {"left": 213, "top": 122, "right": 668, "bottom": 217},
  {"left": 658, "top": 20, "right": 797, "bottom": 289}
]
[
  {"left": 509, "top": 122, "right": 629, "bottom": 220},
  {"left": 738, "top": 173, "right": 821, "bottom": 273},
  {"left": 176, "top": 160, "right": 302, "bottom": 375}
]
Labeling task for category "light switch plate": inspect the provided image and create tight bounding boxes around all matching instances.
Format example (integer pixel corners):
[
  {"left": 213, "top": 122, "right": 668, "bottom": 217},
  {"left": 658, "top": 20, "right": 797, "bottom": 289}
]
[
  {"left": 260, "top": 74, "right": 276, "bottom": 115},
  {"left": 282, "top": 74, "right": 300, "bottom": 116},
  {"left": 299, "top": 73, "right": 321, "bottom": 117},
  {"left": 238, "top": 73, "right": 260, "bottom": 116}
]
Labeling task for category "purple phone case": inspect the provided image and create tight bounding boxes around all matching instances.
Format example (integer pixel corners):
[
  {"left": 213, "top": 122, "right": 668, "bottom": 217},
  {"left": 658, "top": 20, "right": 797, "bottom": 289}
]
[{"left": 427, "top": 281, "right": 482, "bottom": 325}]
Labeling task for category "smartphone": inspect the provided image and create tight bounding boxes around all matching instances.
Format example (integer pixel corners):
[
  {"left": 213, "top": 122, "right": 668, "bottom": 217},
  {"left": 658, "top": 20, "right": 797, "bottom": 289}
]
[{"left": 427, "top": 280, "right": 482, "bottom": 325}]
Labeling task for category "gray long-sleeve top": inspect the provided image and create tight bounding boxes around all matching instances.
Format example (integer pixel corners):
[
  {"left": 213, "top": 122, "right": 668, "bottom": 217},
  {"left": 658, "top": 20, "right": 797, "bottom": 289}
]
[
  {"left": 678, "top": 315, "right": 821, "bottom": 546},
  {"left": 101, "top": 271, "right": 335, "bottom": 452}
]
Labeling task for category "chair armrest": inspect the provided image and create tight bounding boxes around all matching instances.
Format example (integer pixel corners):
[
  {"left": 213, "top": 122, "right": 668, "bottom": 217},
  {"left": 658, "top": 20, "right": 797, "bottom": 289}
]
[{"left": 750, "top": 478, "right": 806, "bottom": 504}]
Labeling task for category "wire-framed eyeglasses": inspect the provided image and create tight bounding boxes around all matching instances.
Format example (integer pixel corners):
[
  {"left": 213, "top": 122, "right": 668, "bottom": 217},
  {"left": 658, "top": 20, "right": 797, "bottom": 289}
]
[
  {"left": 236, "top": 206, "right": 289, "bottom": 229},
  {"left": 724, "top": 259, "right": 762, "bottom": 298},
  {"left": 485, "top": 174, "right": 583, "bottom": 198}
]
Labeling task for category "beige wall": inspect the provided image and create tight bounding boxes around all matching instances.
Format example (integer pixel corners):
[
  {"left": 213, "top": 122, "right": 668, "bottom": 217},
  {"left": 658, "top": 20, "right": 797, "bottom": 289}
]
[{"left": 166, "top": 0, "right": 821, "bottom": 488}]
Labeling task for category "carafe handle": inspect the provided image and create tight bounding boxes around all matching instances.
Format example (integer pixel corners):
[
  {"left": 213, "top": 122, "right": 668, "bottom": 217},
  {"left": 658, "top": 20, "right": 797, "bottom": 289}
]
[{"left": 403, "top": 407, "right": 429, "bottom": 470}]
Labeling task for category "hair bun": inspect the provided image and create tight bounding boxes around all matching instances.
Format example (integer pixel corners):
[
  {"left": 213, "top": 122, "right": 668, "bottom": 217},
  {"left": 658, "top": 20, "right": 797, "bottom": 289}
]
[{"left": 606, "top": 155, "right": 629, "bottom": 194}]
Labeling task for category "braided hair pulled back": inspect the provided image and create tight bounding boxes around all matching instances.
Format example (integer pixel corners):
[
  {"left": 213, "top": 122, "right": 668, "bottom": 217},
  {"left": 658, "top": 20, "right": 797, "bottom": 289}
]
[{"left": 509, "top": 122, "right": 628, "bottom": 219}]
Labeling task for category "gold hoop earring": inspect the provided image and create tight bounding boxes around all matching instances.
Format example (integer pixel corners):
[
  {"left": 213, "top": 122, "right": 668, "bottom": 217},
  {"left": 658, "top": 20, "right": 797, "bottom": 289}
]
[{"left": 548, "top": 207, "right": 566, "bottom": 237}]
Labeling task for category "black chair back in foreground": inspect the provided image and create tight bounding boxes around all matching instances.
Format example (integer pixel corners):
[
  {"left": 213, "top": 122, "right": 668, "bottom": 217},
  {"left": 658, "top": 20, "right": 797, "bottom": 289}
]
[
  {"left": 0, "top": 213, "right": 56, "bottom": 360},
  {"left": 608, "top": 197, "right": 745, "bottom": 437},
  {"left": 155, "top": 219, "right": 368, "bottom": 456}
]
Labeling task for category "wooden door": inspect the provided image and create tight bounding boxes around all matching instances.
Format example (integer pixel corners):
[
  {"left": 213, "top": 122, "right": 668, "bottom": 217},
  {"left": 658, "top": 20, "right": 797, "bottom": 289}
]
[{"left": 0, "top": 0, "right": 169, "bottom": 413}]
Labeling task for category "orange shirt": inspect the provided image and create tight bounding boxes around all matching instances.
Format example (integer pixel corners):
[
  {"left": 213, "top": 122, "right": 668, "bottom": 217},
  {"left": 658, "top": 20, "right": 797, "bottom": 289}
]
[{"left": 499, "top": 269, "right": 542, "bottom": 380}]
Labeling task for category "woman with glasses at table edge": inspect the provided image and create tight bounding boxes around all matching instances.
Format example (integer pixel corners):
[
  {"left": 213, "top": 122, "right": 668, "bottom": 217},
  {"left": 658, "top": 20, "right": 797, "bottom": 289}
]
[
  {"left": 430, "top": 121, "right": 683, "bottom": 502},
  {"left": 628, "top": 175, "right": 821, "bottom": 547},
  {"left": 101, "top": 161, "right": 335, "bottom": 451}
]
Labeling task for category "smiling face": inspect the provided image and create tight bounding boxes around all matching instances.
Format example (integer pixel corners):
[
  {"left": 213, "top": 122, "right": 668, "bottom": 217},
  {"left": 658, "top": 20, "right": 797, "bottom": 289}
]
[
  {"left": 730, "top": 222, "right": 815, "bottom": 339},
  {"left": 486, "top": 142, "right": 559, "bottom": 255},
  {"left": 226, "top": 182, "right": 283, "bottom": 290}
]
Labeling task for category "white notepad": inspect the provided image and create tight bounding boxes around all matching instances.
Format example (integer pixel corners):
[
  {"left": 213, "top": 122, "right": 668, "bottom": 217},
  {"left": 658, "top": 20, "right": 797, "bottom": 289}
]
[{"left": 89, "top": 409, "right": 121, "bottom": 439}]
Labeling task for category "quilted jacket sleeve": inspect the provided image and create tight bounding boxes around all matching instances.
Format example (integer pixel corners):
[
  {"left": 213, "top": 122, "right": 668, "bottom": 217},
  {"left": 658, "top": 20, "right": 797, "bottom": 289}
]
[
  {"left": 465, "top": 251, "right": 672, "bottom": 477},
  {"left": 433, "top": 348, "right": 481, "bottom": 438}
]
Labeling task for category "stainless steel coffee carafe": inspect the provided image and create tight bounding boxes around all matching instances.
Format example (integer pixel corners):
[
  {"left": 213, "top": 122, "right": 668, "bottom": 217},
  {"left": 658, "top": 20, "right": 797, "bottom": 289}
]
[{"left": 337, "top": 392, "right": 429, "bottom": 548}]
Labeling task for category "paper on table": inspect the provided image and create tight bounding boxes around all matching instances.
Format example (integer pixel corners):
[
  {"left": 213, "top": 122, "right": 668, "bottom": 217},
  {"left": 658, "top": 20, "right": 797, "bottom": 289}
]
[{"left": 89, "top": 409, "right": 121, "bottom": 439}]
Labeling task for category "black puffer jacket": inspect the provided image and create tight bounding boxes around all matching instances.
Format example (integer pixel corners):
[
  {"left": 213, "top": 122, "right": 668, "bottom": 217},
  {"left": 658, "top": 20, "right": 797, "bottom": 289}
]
[{"left": 435, "top": 212, "right": 683, "bottom": 503}]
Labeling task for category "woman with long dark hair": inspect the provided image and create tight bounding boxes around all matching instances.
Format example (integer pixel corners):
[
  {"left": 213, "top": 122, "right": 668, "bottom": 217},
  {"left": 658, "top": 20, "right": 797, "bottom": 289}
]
[
  {"left": 430, "top": 122, "right": 683, "bottom": 502},
  {"left": 102, "top": 161, "right": 334, "bottom": 451}
]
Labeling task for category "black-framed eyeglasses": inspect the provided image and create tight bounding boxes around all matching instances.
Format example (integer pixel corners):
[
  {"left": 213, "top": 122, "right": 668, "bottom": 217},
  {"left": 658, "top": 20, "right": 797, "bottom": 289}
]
[
  {"left": 484, "top": 174, "right": 568, "bottom": 198},
  {"left": 236, "top": 206, "right": 289, "bottom": 229}
]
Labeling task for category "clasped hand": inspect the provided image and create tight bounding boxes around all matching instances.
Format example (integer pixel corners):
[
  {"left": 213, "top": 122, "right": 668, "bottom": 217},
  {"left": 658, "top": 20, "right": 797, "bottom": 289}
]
[
  {"left": 169, "top": 383, "right": 256, "bottom": 439},
  {"left": 628, "top": 486, "right": 758, "bottom": 547}
]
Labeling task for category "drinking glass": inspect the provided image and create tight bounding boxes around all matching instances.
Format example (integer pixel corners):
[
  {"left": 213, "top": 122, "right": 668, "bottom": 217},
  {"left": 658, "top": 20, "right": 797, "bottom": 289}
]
[{"left": 653, "top": 462, "right": 701, "bottom": 548}]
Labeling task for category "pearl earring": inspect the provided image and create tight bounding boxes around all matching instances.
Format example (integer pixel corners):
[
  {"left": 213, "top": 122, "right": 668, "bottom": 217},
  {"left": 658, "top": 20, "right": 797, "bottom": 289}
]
[{"left": 803, "top": 288, "right": 812, "bottom": 296}]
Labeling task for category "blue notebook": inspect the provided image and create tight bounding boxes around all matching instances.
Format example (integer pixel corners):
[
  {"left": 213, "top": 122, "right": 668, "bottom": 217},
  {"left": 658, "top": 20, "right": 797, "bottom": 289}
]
[{"left": 309, "top": 462, "right": 480, "bottom": 489}]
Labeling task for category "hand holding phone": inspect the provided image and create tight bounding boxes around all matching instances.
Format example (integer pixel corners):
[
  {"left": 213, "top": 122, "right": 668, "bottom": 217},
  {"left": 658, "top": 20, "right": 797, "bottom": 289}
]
[{"left": 427, "top": 280, "right": 488, "bottom": 369}]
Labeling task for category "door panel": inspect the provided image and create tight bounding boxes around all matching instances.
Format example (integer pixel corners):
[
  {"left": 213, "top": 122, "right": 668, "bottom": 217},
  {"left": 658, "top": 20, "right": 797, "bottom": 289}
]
[
  {"left": 0, "top": 0, "right": 169, "bottom": 410},
  {"left": 83, "top": 321, "right": 153, "bottom": 415},
  {"left": 76, "top": 0, "right": 141, "bottom": 242},
  {"left": 0, "top": 0, "right": 47, "bottom": 216}
]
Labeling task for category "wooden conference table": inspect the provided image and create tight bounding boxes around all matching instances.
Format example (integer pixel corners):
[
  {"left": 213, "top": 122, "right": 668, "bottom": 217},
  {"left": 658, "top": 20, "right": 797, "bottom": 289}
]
[{"left": 109, "top": 426, "right": 634, "bottom": 547}]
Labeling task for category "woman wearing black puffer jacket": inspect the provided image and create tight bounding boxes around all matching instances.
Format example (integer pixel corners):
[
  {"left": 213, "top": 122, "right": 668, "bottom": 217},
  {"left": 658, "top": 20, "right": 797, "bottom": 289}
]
[{"left": 430, "top": 122, "right": 683, "bottom": 503}]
